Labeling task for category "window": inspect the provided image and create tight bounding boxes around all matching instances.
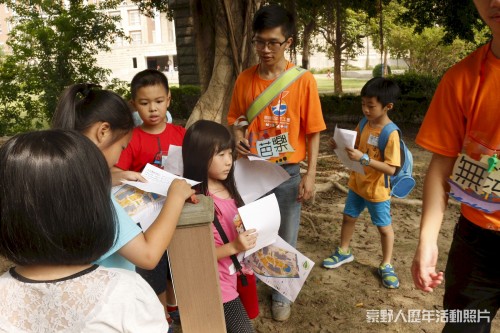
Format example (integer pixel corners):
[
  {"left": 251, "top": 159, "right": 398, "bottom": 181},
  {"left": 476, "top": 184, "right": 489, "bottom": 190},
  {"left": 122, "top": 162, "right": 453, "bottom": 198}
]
[
  {"left": 130, "top": 31, "right": 142, "bottom": 45},
  {"left": 113, "top": 35, "right": 123, "bottom": 46},
  {"left": 109, "top": 11, "right": 122, "bottom": 28},
  {"left": 167, "top": 21, "right": 174, "bottom": 42},
  {"left": 128, "top": 10, "right": 140, "bottom": 26}
]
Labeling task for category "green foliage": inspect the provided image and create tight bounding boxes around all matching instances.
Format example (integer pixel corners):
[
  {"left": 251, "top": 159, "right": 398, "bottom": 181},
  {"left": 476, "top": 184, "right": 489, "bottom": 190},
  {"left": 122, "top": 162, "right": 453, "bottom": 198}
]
[
  {"left": 372, "top": 64, "right": 392, "bottom": 77},
  {"left": 320, "top": 94, "right": 361, "bottom": 122},
  {"left": 131, "top": 0, "right": 173, "bottom": 19},
  {"left": 388, "top": 72, "right": 439, "bottom": 122},
  {"left": 321, "top": 71, "right": 439, "bottom": 123},
  {"left": 105, "top": 78, "right": 131, "bottom": 101},
  {"left": 398, "top": 0, "right": 485, "bottom": 44},
  {"left": 388, "top": 72, "right": 439, "bottom": 97},
  {"left": 169, "top": 86, "right": 201, "bottom": 120},
  {"left": 367, "top": 1, "right": 486, "bottom": 76},
  {"left": 0, "top": 0, "right": 125, "bottom": 135}
]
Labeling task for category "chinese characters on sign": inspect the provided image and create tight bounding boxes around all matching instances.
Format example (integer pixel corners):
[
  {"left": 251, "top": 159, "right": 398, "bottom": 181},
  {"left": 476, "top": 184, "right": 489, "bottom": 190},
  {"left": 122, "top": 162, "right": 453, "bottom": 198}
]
[
  {"left": 256, "top": 132, "right": 294, "bottom": 159},
  {"left": 366, "top": 309, "right": 490, "bottom": 324}
]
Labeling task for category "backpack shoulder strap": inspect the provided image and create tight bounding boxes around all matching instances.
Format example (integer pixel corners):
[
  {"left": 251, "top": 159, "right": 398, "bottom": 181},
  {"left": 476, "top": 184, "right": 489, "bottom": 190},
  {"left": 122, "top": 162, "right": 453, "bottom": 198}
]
[
  {"left": 378, "top": 122, "right": 401, "bottom": 188},
  {"left": 358, "top": 117, "right": 368, "bottom": 134},
  {"left": 378, "top": 122, "right": 401, "bottom": 160},
  {"left": 212, "top": 209, "right": 248, "bottom": 286}
]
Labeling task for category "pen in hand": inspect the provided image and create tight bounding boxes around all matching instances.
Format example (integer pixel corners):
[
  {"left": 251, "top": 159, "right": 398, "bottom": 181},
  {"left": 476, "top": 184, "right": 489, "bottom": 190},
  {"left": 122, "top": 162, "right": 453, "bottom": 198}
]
[{"left": 240, "top": 141, "right": 250, "bottom": 150}]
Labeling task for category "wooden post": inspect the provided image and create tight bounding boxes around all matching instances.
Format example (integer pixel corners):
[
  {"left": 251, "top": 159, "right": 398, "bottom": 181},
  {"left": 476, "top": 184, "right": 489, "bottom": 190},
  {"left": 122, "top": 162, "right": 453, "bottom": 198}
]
[{"left": 168, "top": 195, "right": 226, "bottom": 332}]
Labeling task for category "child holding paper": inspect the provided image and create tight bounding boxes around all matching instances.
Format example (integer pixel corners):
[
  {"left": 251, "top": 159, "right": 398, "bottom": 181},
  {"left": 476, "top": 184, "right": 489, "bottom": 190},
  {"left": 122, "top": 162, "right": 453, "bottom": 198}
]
[
  {"left": 52, "top": 83, "right": 194, "bottom": 326},
  {"left": 183, "top": 120, "right": 258, "bottom": 333},
  {"left": 322, "top": 77, "right": 402, "bottom": 289},
  {"left": 0, "top": 130, "right": 168, "bottom": 332},
  {"left": 111, "top": 69, "right": 187, "bottom": 320}
]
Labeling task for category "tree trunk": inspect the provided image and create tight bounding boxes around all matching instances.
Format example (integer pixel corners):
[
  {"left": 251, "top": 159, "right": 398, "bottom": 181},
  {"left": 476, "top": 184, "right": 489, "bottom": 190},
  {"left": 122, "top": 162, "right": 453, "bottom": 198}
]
[
  {"left": 378, "top": 0, "right": 384, "bottom": 76},
  {"left": 333, "top": 0, "right": 343, "bottom": 94},
  {"left": 185, "top": 0, "right": 260, "bottom": 127},
  {"left": 301, "top": 20, "right": 316, "bottom": 69}
]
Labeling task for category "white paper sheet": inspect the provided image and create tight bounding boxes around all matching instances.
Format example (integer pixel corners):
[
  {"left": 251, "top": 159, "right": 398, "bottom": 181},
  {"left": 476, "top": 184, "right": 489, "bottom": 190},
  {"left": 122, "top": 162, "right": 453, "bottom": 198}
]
[
  {"left": 237, "top": 193, "right": 281, "bottom": 257},
  {"left": 333, "top": 126, "right": 365, "bottom": 175},
  {"left": 163, "top": 145, "right": 183, "bottom": 176},
  {"left": 234, "top": 156, "right": 291, "bottom": 204},
  {"left": 122, "top": 163, "right": 199, "bottom": 196},
  {"left": 246, "top": 236, "right": 315, "bottom": 302}
]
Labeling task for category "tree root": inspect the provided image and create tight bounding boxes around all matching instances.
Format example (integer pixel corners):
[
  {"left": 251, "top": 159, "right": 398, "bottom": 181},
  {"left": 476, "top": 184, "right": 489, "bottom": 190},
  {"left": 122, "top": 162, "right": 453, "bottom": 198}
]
[{"left": 314, "top": 180, "right": 460, "bottom": 207}]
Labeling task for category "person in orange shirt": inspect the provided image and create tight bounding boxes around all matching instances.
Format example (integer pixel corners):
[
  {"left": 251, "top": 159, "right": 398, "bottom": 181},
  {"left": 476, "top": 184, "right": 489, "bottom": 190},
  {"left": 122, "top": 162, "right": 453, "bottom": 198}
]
[
  {"left": 322, "top": 77, "right": 402, "bottom": 290},
  {"left": 227, "top": 4, "right": 326, "bottom": 321},
  {"left": 411, "top": 1, "right": 500, "bottom": 331}
]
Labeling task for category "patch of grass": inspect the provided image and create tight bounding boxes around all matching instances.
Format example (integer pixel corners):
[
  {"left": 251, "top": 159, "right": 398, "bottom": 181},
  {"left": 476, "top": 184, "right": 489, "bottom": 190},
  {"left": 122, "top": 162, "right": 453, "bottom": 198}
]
[{"left": 315, "top": 76, "right": 369, "bottom": 94}]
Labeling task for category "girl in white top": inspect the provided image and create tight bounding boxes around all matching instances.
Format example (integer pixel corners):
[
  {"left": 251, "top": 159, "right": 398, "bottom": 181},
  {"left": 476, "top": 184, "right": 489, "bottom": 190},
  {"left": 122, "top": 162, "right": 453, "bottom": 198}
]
[{"left": 0, "top": 130, "right": 167, "bottom": 332}]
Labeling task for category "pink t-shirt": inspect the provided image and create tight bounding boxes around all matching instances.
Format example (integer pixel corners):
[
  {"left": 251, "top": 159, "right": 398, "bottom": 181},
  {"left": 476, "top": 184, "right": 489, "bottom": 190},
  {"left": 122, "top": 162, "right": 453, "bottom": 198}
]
[{"left": 212, "top": 195, "right": 240, "bottom": 304}]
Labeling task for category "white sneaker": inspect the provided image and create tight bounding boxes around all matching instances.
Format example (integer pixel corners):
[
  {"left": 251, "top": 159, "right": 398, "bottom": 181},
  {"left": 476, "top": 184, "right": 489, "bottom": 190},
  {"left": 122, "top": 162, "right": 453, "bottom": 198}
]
[{"left": 271, "top": 301, "right": 291, "bottom": 321}]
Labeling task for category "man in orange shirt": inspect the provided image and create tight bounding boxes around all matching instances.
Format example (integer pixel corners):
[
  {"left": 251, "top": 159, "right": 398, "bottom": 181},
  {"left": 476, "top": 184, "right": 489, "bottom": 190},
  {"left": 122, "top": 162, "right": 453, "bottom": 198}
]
[
  {"left": 411, "top": 1, "right": 500, "bottom": 331},
  {"left": 227, "top": 4, "right": 325, "bottom": 321}
]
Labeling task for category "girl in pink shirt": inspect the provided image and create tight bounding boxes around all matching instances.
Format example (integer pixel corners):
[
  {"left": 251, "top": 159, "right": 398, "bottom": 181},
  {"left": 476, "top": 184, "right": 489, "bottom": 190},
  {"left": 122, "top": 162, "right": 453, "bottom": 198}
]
[{"left": 182, "top": 120, "right": 258, "bottom": 333}]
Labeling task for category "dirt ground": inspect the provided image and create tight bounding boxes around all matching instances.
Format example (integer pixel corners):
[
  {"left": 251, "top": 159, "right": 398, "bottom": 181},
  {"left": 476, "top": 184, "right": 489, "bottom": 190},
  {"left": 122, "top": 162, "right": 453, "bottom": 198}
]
[
  {"left": 250, "top": 121, "right": 500, "bottom": 333},
  {"left": 0, "top": 121, "right": 498, "bottom": 333}
]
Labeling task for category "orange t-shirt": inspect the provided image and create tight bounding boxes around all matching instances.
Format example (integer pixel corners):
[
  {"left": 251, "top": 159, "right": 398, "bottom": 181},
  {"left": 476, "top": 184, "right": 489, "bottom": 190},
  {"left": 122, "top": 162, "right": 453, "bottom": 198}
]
[
  {"left": 227, "top": 63, "right": 326, "bottom": 164},
  {"left": 416, "top": 43, "right": 500, "bottom": 230},
  {"left": 348, "top": 123, "right": 400, "bottom": 202}
]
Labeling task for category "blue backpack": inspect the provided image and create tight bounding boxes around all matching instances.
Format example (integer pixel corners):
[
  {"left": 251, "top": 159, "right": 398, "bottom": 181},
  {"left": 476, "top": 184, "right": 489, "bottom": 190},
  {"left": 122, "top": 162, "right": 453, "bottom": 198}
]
[{"left": 359, "top": 118, "right": 416, "bottom": 198}]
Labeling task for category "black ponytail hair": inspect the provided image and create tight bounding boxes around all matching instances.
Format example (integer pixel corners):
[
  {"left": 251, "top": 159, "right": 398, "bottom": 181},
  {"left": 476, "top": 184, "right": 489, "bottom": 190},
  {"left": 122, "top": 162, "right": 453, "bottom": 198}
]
[{"left": 52, "top": 83, "right": 134, "bottom": 143}]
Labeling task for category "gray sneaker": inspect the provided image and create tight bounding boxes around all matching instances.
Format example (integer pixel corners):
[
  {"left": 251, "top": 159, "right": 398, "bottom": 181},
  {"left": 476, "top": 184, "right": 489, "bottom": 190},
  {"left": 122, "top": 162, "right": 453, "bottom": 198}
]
[{"left": 271, "top": 301, "right": 291, "bottom": 321}]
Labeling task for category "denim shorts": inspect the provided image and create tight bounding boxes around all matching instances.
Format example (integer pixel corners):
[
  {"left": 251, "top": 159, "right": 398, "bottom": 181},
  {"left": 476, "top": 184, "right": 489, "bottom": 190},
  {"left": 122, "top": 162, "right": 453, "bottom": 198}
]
[{"left": 343, "top": 189, "right": 391, "bottom": 227}]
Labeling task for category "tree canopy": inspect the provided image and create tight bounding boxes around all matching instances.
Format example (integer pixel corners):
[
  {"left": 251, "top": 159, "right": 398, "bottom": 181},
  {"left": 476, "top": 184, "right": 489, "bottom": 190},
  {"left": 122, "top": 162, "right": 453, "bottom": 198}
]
[
  {"left": 0, "top": 0, "right": 125, "bottom": 134},
  {"left": 398, "top": 0, "right": 485, "bottom": 43}
]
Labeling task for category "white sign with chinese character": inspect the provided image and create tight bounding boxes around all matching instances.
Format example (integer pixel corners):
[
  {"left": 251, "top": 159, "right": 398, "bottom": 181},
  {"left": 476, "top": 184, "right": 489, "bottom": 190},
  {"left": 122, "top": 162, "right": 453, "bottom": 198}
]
[{"left": 255, "top": 132, "right": 294, "bottom": 159}]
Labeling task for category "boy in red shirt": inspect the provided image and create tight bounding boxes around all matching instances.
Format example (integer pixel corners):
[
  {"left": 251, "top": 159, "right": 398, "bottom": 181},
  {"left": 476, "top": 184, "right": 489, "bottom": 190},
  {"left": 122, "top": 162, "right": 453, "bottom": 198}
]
[{"left": 112, "top": 69, "right": 185, "bottom": 324}]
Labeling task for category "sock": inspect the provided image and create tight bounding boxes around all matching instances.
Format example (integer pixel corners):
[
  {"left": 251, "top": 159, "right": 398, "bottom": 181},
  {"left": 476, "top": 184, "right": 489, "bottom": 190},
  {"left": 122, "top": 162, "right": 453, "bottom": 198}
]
[{"left": 338, "top": 247, "right": 350, "bottom": 255}]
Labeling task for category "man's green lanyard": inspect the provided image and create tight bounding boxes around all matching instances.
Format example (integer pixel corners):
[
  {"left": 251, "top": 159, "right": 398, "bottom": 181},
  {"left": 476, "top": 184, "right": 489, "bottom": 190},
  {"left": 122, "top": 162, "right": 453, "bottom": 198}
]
[{"left": 244, "top": 66, "right": 307, "bottom": 125}]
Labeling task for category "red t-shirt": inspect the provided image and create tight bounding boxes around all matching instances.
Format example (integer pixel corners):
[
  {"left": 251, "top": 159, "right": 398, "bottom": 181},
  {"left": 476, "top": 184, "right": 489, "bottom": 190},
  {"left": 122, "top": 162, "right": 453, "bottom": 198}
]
[{"left": 116, "top": 124, "right": 186, "bottom": 172}]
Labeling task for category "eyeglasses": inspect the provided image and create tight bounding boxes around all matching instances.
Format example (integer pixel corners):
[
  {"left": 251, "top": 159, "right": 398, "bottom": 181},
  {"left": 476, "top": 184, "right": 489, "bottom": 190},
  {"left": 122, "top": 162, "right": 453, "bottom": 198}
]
[{"left": 251, "top": 39, "right": 288, "bottom": 51}]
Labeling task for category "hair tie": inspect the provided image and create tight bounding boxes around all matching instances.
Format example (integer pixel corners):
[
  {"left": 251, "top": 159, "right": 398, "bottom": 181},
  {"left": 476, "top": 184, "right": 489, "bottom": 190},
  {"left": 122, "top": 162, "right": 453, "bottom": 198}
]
[{"left": 81, "top": 83, "right": 102, "bottom": 98}]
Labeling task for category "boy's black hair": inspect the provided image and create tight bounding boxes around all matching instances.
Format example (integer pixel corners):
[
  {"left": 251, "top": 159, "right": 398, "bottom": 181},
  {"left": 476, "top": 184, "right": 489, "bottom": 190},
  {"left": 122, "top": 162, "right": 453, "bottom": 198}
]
[
  {"left": 182, "top": 120, "right": 244, "bottom": 207},
  {"left": 0, "top": 130, "right": 117, "bottom": 266},
  {"left": 52, "top": 83, "right": 134, "bottom": 144},
  {"left": 360, "top": 77, "right": 401, "bottom": 108},
  {"left": 130, "top": 69, "right": 170, "bottom": 100},
  {"left": 252, "top": 4, "right": 296, "bottom": 40}
]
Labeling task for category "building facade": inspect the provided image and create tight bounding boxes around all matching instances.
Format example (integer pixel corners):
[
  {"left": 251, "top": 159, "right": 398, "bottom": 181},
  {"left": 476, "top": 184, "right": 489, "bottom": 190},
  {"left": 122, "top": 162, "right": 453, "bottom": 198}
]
[
  {"left": 93, "top": 0, "right": 178, "bottom": 83},
  {"left": 0, "top": 1, "right": 178, "bottom": 84}
]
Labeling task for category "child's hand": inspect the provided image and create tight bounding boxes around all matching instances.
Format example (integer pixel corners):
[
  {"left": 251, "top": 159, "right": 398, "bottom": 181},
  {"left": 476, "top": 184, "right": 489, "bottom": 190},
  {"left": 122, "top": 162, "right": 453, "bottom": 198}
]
[
  {"left": 167, "top": 179, "right": 195, "bottom": 201},
  {"left": 233, "top": 229, "right": 257, "bottom": 252},
  {"left": 345, "top": 147, "right": 363, "bottom": 161},
  {"left": 111, "top": 170, "right": 147, "bottom": 187},
  {"left": 329, "top": 138, "right": 337, "bottom": 150},
  {"left": 187, "top": 194, "right": 199, "bottom": 204}
]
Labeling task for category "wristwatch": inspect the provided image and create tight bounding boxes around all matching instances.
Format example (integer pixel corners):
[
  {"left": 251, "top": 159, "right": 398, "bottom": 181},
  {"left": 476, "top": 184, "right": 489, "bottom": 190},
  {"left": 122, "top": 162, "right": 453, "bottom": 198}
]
[{"left": 359, "top": 153, "right": 370, "bottom": 166}]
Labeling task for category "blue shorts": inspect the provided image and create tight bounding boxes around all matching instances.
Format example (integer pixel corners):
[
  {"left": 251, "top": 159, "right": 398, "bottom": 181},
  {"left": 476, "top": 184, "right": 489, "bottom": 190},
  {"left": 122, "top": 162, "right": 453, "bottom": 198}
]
[{"left": 343, "top": 190, "right": 392, "bottom": 227}]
